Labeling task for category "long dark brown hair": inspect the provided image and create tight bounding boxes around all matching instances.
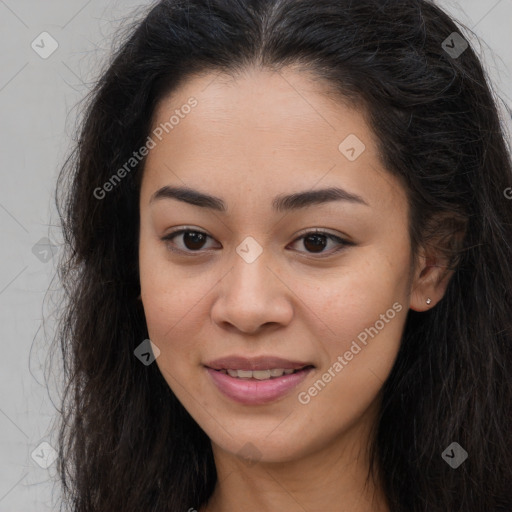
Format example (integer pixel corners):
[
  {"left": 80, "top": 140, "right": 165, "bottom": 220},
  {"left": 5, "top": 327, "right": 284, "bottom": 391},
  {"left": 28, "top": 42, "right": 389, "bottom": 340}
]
[{"left": 52, "top": 0, "right": 512, "bottom": 510}]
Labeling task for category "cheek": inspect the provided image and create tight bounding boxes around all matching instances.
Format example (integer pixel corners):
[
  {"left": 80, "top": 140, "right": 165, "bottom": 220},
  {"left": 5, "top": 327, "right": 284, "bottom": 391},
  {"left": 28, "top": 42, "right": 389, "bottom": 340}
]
[
  {"left": 291, "top": 264, "right": 408, "bottom": 446},
  {"left": 138, "top": 238, "right": 224, "bottom": 394},
  {"left": 140, "top": 279, "right": 205, "bottom": 362},
  {"left": 139, "top": 233, "right": 205, "bottom": 329},
  {"left": 302, "top": 242, "right": 410, "bottom": 402},
  {"left": 139, "top": 239, "right": 196, "bottom": 354},
  {"left": 313, "top": 246, "right": 409, "bottom": 340},
  {"left": 139, "top": 266, "right": 207, "bottom": 397}
]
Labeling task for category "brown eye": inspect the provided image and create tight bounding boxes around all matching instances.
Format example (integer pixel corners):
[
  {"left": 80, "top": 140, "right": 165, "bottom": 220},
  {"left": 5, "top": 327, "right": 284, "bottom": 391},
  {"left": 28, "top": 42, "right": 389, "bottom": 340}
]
[
  {"left": 181, "top": 231, "right": 208, "bottom": 250},
  {"left": 302, "top": 233, "right": 329, "bottom": 253},
  {"left": 289, "top": 229, "right": 351, "bottom": 256},
  {"left": 161, "top": 229, "right": 217, "bottom": 253}
]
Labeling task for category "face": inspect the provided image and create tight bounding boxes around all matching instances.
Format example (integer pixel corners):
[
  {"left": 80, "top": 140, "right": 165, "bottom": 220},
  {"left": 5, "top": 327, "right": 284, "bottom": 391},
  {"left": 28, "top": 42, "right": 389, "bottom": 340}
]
[{"left": 139, "top": 66, "right": 415, "bottom": 465}]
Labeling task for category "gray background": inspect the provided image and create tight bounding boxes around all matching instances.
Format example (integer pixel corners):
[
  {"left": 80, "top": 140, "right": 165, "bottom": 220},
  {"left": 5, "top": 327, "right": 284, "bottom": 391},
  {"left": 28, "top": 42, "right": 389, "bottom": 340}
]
[{"left": 0, "top": 0, "right": 511, "bottom": 510}]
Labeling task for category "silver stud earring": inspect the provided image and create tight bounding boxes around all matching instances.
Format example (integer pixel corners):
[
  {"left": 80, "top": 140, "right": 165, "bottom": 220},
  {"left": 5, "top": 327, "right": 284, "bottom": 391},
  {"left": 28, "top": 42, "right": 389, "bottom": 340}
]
[{"left": 426, "top": 298, "right": 432, "bottom": 305}]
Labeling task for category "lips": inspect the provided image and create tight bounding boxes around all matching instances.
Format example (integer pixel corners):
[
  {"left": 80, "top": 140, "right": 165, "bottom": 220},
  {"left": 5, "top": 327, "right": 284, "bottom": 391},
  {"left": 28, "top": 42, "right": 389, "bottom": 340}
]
[
  {"left": 203, "top": 355, "right": 315, "bottom": 405},
  {"left": 204, "top": 355, "right": 314, "bottom": 372},
  {"left": 205, "top": 365, "right": 315, "bottom": 405}
]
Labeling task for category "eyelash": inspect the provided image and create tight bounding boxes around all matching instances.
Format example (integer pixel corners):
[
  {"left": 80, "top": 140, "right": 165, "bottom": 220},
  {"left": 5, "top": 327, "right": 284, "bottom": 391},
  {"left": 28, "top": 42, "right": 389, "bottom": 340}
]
[{"left": 160, "top": 227, "right": 353, "bottom": 258}]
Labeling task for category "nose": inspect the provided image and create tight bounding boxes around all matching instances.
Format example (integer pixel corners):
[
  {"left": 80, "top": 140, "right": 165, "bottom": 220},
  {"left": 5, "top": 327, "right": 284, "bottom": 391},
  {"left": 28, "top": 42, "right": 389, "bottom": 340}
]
[{"left": 210, "top": 248, "right": 294, "bottom": 335}]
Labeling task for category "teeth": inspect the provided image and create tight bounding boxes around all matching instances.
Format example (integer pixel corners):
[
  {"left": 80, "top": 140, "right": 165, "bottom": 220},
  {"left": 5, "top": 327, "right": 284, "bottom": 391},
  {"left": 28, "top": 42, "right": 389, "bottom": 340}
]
[
  {"left": 221, "top": 368, "right": 301, "bottom": 380},
  {"left": 270, "top": 368, "right": 288, "bottom": 377}
]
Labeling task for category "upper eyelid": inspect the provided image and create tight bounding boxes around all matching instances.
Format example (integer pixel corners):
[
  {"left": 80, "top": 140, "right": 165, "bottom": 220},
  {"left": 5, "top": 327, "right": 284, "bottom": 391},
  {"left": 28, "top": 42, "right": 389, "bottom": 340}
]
[
  {"left": 161, "top": 227, "right": 347, "bottom": 241},
  {"left": 161, "top": 227, "right": 351, "bottom": 252}
]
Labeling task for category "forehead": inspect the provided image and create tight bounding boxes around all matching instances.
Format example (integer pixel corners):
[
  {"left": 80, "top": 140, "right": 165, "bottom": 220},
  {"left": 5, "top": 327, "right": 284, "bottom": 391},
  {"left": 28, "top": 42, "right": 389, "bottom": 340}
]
[
  {"left": 141, "top": 67, "right": 406, "bottom": 214},
  {"left": 151, "top": 66, "right": 370, "bottom": 151}
]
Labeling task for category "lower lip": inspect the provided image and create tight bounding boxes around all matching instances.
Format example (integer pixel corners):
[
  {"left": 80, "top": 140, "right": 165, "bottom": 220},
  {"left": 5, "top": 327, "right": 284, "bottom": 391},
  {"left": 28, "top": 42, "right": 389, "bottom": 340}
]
[{"left": 205, "top": 367, "right": 314, "bottom": 405}]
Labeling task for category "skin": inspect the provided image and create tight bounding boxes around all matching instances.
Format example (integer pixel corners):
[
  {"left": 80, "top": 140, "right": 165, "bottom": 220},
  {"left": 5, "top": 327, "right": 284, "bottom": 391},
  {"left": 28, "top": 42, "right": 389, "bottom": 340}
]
[{"left": 138, "top": 66, "right": 452, "bottom": 512}]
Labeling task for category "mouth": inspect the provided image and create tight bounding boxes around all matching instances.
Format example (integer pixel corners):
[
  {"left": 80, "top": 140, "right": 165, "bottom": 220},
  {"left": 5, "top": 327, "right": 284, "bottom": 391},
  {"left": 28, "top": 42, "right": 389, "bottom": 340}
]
[{"left": 203, "top": 356, "right": 315, "bottom": 405}]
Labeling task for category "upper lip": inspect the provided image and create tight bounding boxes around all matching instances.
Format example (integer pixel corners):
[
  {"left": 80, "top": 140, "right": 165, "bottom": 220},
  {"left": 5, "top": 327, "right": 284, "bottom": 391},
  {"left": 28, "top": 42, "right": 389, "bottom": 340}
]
[{"left": 204, "top": 356, "right": 314, "bottom": 371}]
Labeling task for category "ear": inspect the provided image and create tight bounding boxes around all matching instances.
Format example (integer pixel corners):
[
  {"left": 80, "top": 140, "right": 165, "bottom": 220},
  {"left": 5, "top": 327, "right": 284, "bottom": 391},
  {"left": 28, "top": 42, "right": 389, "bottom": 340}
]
[
  {"left": 409, "top": 250, "right": 454, "bottom": 312},
  {"left": 409, "top": 212, "right": 467, "bottom": 312}
]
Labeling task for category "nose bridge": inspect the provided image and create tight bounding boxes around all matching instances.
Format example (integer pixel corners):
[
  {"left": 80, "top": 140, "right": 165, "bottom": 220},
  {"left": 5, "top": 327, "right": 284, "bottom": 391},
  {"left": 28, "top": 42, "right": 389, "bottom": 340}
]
[
  {"left": 228, "top": 236, "right": 273, "bottom": 300},
  {"left": 211, "top": 237, "right": 293, "bottom": 332}
]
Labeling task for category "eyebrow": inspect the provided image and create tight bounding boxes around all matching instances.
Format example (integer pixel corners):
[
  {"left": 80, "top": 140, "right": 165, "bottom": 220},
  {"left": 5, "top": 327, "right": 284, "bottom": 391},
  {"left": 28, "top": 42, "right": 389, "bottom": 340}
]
[{"left": 149, "top": 185, "right": 369, "bottom": 212}]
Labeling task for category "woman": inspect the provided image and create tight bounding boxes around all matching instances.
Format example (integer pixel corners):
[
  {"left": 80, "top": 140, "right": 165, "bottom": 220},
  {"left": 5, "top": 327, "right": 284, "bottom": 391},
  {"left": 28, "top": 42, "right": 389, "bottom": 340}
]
[{"left": 53, "top": 0, "right": 512, "bottom": 510}]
